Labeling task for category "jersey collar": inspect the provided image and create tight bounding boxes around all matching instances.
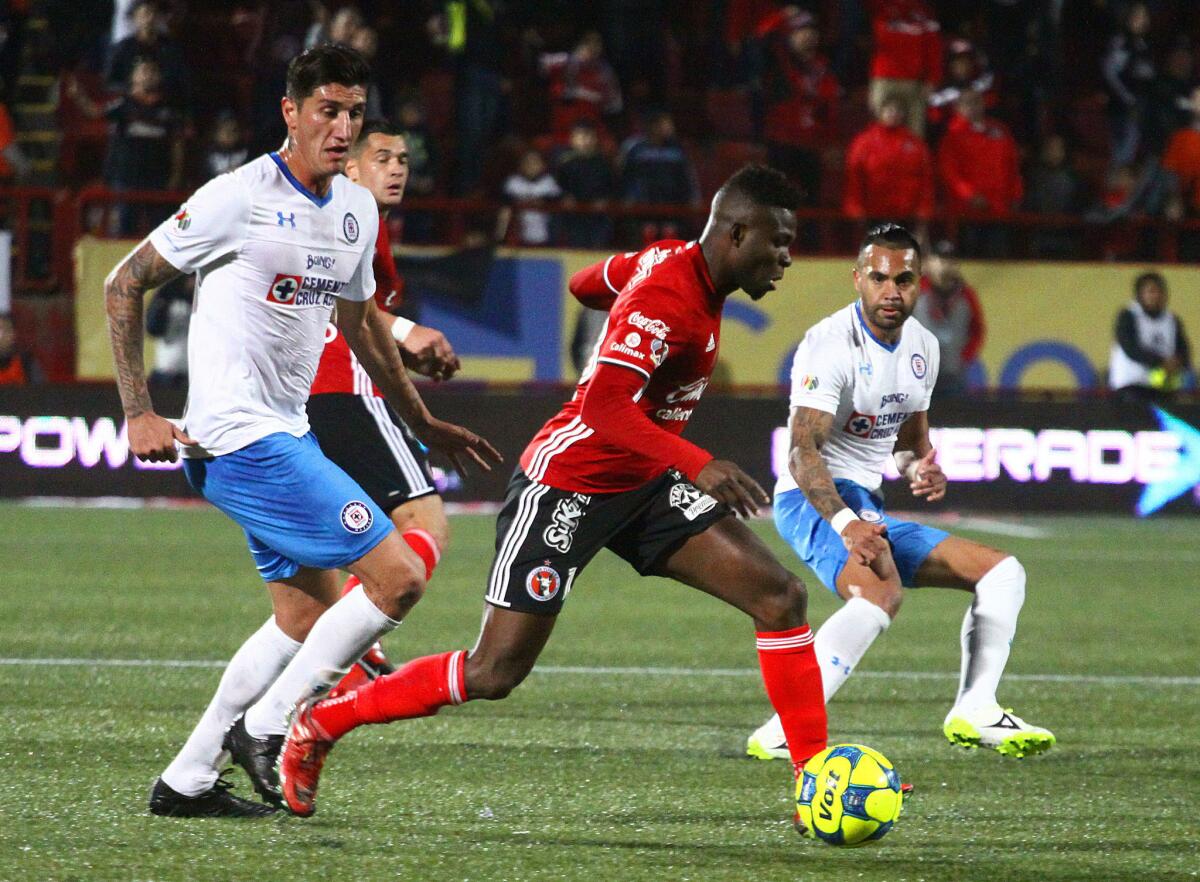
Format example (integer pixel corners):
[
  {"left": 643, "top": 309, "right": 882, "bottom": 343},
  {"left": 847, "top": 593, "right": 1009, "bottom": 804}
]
[
  {"left": 688, "top": 241, "right": 718, "bottom": 299},
  {"left": 269, "top": 152, "right": 334, "bottom": 208},
  {"left": 855, "top": 301, "right": 900, "bottom": 352}
]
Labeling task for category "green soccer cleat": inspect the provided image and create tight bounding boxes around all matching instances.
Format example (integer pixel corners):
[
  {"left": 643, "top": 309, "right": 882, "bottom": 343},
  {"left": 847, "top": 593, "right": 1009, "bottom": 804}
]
[
  {"left": 746, "top": 716, "right": 790, "bottom": 761},
  {"left": 943, "top": 706, "right": 1056, "bottom": 758}
]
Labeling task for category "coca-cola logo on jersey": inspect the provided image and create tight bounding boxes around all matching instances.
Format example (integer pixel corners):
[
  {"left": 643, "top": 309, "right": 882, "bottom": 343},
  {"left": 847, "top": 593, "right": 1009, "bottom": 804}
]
[
  {"left": 665, "top": 378, "right": 709, "bottom": 404},
  {"left": 627, "top": 311, "right": 670, "bottom": 340}
]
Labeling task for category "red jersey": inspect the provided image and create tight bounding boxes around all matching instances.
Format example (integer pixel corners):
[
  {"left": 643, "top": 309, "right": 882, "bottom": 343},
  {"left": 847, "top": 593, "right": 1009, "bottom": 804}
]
[
  {"left": 520, "top": 240, "right": 721, "bottom": 493},
  {"left": 936, "top": 112, "right": 1023, "bottom": 216},
  {"left": 869, "top": 0, "right": 942, "bottom": 85},
  {"left": 309, "top": 215, "right": 404, "bottom": 397},
  {"left": 843, "top": 121, "right": 934, "bottom": 220}
]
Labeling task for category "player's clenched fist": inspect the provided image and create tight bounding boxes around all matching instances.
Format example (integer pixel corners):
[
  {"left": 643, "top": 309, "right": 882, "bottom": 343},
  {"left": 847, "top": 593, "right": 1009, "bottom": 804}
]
[
  {"left": 127, "top": 412, "right": 196, "bottom": 463},
  {"left": 695, "top": 459, "right": 769, "bottom": 520},
  {"left": 840, "top": 520, "right": 889, "bottom": 566}
]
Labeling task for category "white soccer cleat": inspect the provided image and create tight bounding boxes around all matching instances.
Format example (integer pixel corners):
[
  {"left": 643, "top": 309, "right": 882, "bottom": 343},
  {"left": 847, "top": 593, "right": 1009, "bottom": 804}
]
[
  {"left": 943, "top": 705, "right": 1056, "bottom": 758},
  {"left": 745, "top": 714, "right": 790, "bottom": 761}
]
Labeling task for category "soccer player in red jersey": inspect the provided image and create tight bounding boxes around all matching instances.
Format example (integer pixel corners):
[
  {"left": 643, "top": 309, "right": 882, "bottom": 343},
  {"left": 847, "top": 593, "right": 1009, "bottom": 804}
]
[{"left": 278, "top": 165, "right": 828, "bottom": 827}]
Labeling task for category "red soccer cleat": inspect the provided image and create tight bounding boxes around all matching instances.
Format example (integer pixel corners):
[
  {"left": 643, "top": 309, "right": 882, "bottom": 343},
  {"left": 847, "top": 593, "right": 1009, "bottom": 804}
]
[{"left": 278, "top": 699, "right": 336, "bottom": 817}]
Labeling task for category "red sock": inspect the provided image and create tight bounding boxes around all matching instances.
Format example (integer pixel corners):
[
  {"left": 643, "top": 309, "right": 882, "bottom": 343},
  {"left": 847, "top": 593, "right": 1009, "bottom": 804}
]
[
  {"left": 340, "top": 574, "right": 362, "bottom": 597},
  {"left": 312, "top": 650, "right": 467, "bottom": 740},
  {"left": 756, "top": 625, "right": 827, "bottom": 778},
  {"left": 401, "top": 528, "right": 440, "bottom": 581}
]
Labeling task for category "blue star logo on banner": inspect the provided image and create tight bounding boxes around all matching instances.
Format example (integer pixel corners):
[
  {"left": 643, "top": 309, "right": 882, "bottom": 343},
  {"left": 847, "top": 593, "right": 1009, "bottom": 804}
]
[{"left": 1136, "top": 407, "right": 1200, "bottom": 516}]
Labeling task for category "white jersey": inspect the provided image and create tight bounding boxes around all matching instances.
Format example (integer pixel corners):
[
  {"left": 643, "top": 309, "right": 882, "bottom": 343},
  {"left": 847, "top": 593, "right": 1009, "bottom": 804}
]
[
  {"left": 148, "top": 153, "right": 379, "bottom": 457},
  {"left": 776, "top": 301, "right": 939, "bottom": 495}
]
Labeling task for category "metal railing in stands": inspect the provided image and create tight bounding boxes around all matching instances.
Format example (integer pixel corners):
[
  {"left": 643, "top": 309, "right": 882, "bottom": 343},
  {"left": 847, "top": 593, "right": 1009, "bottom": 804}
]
[{"left": 3, "top": 185, "right": 1200, "bottom": 294}]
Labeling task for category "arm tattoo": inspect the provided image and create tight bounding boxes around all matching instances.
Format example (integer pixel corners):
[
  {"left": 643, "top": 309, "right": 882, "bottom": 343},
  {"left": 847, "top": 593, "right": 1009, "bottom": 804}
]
[
  {"left": 105, "top": 240, "right": 182, "bottom": 418},
  {"left": 787, "top": 407, "right": 847, "bottom": 523}
]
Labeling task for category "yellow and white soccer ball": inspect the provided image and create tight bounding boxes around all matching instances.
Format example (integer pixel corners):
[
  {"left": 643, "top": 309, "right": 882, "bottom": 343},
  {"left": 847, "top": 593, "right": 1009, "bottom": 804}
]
[{"left": 795, "top": 744, "right": 903, "bottom": 846}]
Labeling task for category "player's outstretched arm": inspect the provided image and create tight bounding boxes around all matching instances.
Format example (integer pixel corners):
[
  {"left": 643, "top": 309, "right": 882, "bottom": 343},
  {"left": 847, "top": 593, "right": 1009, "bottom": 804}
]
[
  {"left": 788, "top": 406, "right": 887, "bottom": 565},
  {"left": 339, "top": 300, "right": 501, "bottom": 475},
  {"left": 895, "top": 411, "right": 945, "bottom": 502},
  {"left": 104, "top": 239, "right": 196, "bottom": 462}
]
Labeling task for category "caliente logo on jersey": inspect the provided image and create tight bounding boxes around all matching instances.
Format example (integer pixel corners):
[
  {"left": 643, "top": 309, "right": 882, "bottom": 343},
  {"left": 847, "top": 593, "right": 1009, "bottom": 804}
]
[
  {"left": 526, "top": 562, "right": 561, "bottom": 602},
  {"left": 340, "top": 501, "right": 374, "bottom": 534}
]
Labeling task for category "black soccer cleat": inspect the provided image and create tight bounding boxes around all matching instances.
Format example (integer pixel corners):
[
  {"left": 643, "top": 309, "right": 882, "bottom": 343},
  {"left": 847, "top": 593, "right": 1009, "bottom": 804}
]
[
  {"left": 148, "top": 775, "right": 277, "bottom": 818},
  {"left": 224, "top": 716, "right": 285, "bottom": 806}
]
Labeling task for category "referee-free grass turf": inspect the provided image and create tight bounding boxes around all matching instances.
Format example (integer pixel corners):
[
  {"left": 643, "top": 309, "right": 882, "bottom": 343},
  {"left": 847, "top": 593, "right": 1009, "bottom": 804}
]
[{"left": 1, "top": 504, "right": 1197, "bottom": 882}]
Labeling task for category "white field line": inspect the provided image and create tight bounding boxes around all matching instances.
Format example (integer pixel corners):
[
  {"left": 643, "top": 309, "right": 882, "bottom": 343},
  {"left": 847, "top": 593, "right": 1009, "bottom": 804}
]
[{"left": 0, "top": 657, "right": 1195, "bottom": 687}]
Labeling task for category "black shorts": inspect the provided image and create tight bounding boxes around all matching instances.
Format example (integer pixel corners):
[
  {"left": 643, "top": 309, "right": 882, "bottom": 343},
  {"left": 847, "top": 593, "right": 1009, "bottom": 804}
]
[
  {"left": 307, "top": 393, "right": 437, "bottom": 515},
  {"left": 485, "top": 468, "right": 730, "bottom": 615}
]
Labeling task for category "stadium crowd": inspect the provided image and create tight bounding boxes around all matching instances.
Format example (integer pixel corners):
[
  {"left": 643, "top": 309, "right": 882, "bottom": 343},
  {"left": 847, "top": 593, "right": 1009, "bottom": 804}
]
[{"left": 14, "top": 0, "right": 1197, "bottom": 259}]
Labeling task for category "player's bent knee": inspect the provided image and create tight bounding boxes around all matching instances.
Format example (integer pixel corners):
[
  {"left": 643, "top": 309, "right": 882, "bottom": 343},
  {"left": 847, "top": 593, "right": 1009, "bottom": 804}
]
[
  {"left": 751, "top": 572, "right": 809, "bottom": 631},
  {"left": 855, "top": 583, "right": 903, "bottom": 618}
]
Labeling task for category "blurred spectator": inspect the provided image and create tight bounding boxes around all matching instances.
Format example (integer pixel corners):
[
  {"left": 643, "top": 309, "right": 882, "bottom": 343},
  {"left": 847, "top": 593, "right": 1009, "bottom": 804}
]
[
  {"left": 146, "top": 275, "right": 193, "bottom": 389},
  {"left": 429, "top": 0, "right": 507, "bottom": 195},
  {"left": 500, "top": 148, "right": 561, "bottom": 245},
  {"left": 598, "top": 0, "right": 668, "bottom": 107},
  {"left": 619, "top": 110, "right": 697, "bottom": 202},
  {"left": 926, "top": 38, "right": 996, "bottom": 138},
  {"left": 540, "top": 30, "right": 622, "bottom": 143},
  {"left": 1089, "top": 158, "right": 1182, "bottom": 261},
  {"left": 936, "top": 89, "right": 1022, "bottom": 255},
  {"left": 1109, "top": 271, "right": 1193, "bottom": 403},
  {"left": 1023, "top": 134, "right": 1085, "bottom": 258},
  {"left": 349, "top": 26, "right": 385, "bottom": 119},
  {"left": 762, "top": 11, "right": 839, "bottom": 207},
  {"left": 1145, "top": 41, "right": 1195, "bottom": 154},
  {"left": 0, "top": 101, "right": 29, "bottom": 180},
  {"left": 868, "top": 0, "right": 942, "bottom": 137},
  {"left": 73, "top": 58, "right": 186, "bottom": 234},
  {"left": 843, "top": 94, "right": 933, "bottom": 224},
  {"left": 1162, "top": 85, "right": 1200, "bottom": 216},
  {"left": 306, "top": 4, "right": 363, "bottom": 49},
  {"left": 1101, "top": 1, "right": 1156, "bottom": 167},
  {"left": 395, "top": 98, "right": 438, "bottom": 243},
  {"left": 0, "top": 313, "right": 42, "bottom": 385},
  {"left": 555, "top": 120, "right": 616, "bottom": 247},
  {"left": 204, "top": 112, "right": 248, "bottom": 179},
  {"left": 914, "top": 241, "right": 984, "bottom": 397},
  {"left": 106, "top": 0, "right": 190, "bottom": 110}
]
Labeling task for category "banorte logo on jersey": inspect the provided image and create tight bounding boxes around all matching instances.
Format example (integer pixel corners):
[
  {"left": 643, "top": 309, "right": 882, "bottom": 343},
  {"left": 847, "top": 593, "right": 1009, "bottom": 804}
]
[{"left": 266, "top": 272, "right": 348, "bottom": 307}]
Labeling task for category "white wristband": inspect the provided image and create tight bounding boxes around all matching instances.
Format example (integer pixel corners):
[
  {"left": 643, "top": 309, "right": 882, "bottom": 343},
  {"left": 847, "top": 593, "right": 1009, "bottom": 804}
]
[
  {"left": 391, "top": 317, "right": 416, "bottom": 343},
  {"left": 830, "top": 507, "right": 860, "bottom": 536}
]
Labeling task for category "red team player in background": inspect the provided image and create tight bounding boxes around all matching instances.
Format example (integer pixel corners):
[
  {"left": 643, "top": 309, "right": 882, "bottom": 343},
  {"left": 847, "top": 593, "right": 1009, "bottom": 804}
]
[{"left": 276, "top": 165, "right": 830, "bottom": 829}]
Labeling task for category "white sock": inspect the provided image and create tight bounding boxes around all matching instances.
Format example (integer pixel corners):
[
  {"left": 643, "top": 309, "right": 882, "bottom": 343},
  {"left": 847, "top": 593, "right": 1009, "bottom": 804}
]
[
  {"left": 243, "top": 585, "right": 400, "bottom": 737},
  {"left": 161, "top": 617, "right": 301, "bottom": 796},
  {"left": 753, "top": 597, "right": 891, "bottom": 744},
  {"left": 815, "top": 596, "right": 892, "bottom": 702},
  {"left": 953, "top": 556, "right": 1026, "bottom": 714}
]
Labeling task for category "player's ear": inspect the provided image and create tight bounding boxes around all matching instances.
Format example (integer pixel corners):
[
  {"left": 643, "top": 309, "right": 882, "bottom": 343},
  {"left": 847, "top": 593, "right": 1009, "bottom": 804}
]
[
  {"left": 730, "top": 221, "right": 745, "bottom": 247},
  {"left": 280, "top": 95, "right": 298, "bottom": 130}
]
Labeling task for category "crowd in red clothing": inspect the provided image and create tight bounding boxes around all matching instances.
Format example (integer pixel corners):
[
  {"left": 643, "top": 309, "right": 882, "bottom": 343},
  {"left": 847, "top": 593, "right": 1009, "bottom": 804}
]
[{"left": 38, "top": 0, "right": 1200, "bottom": 259}]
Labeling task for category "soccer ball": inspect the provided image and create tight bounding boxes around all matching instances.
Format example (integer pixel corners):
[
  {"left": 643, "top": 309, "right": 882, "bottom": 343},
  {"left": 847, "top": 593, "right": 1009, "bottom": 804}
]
[{"left": 795, "top": 744, "right": 903, "bottom": 846}]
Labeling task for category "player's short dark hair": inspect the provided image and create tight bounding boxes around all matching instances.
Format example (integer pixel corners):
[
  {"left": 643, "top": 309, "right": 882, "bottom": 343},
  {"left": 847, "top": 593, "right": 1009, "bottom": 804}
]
[
  {"left": 350, "top": 118, "right": 406, "bottom": 155},
  {"left": 721, "top": 164, "right": 801, "bottom": 212},
  {"left": 858, "top": 222, "right": 922, "bottom": 261},
  {"left": 1134, "top": 270, "right": 1167, "bottom": 295},
  {"left": 286, "top": 43, "right": 371, "bottom": 103}
]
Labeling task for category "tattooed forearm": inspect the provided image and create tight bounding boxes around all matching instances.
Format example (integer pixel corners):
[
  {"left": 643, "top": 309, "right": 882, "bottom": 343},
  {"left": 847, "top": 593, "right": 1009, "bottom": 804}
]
[
  {"left": 104, "top": 240, "right": 182, "bottom": 418},
  {"left": 787, "top": 407, "right": 847, "bottom": 523}
]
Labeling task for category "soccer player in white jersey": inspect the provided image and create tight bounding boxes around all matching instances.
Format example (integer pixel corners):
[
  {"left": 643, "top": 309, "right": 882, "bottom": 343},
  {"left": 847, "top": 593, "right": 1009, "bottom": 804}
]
[
  {"left": 104, "top": 44, "right": 500, "bottom": 817},
  {"left": 746, "top": 223, "right": 1055, "bottom": 763}
]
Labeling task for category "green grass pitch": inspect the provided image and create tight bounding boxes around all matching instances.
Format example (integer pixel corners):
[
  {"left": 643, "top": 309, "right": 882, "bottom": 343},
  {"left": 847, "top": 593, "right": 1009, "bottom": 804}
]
[{"left": 1, "top": 504, "right": 1197, "bottom": 881}]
